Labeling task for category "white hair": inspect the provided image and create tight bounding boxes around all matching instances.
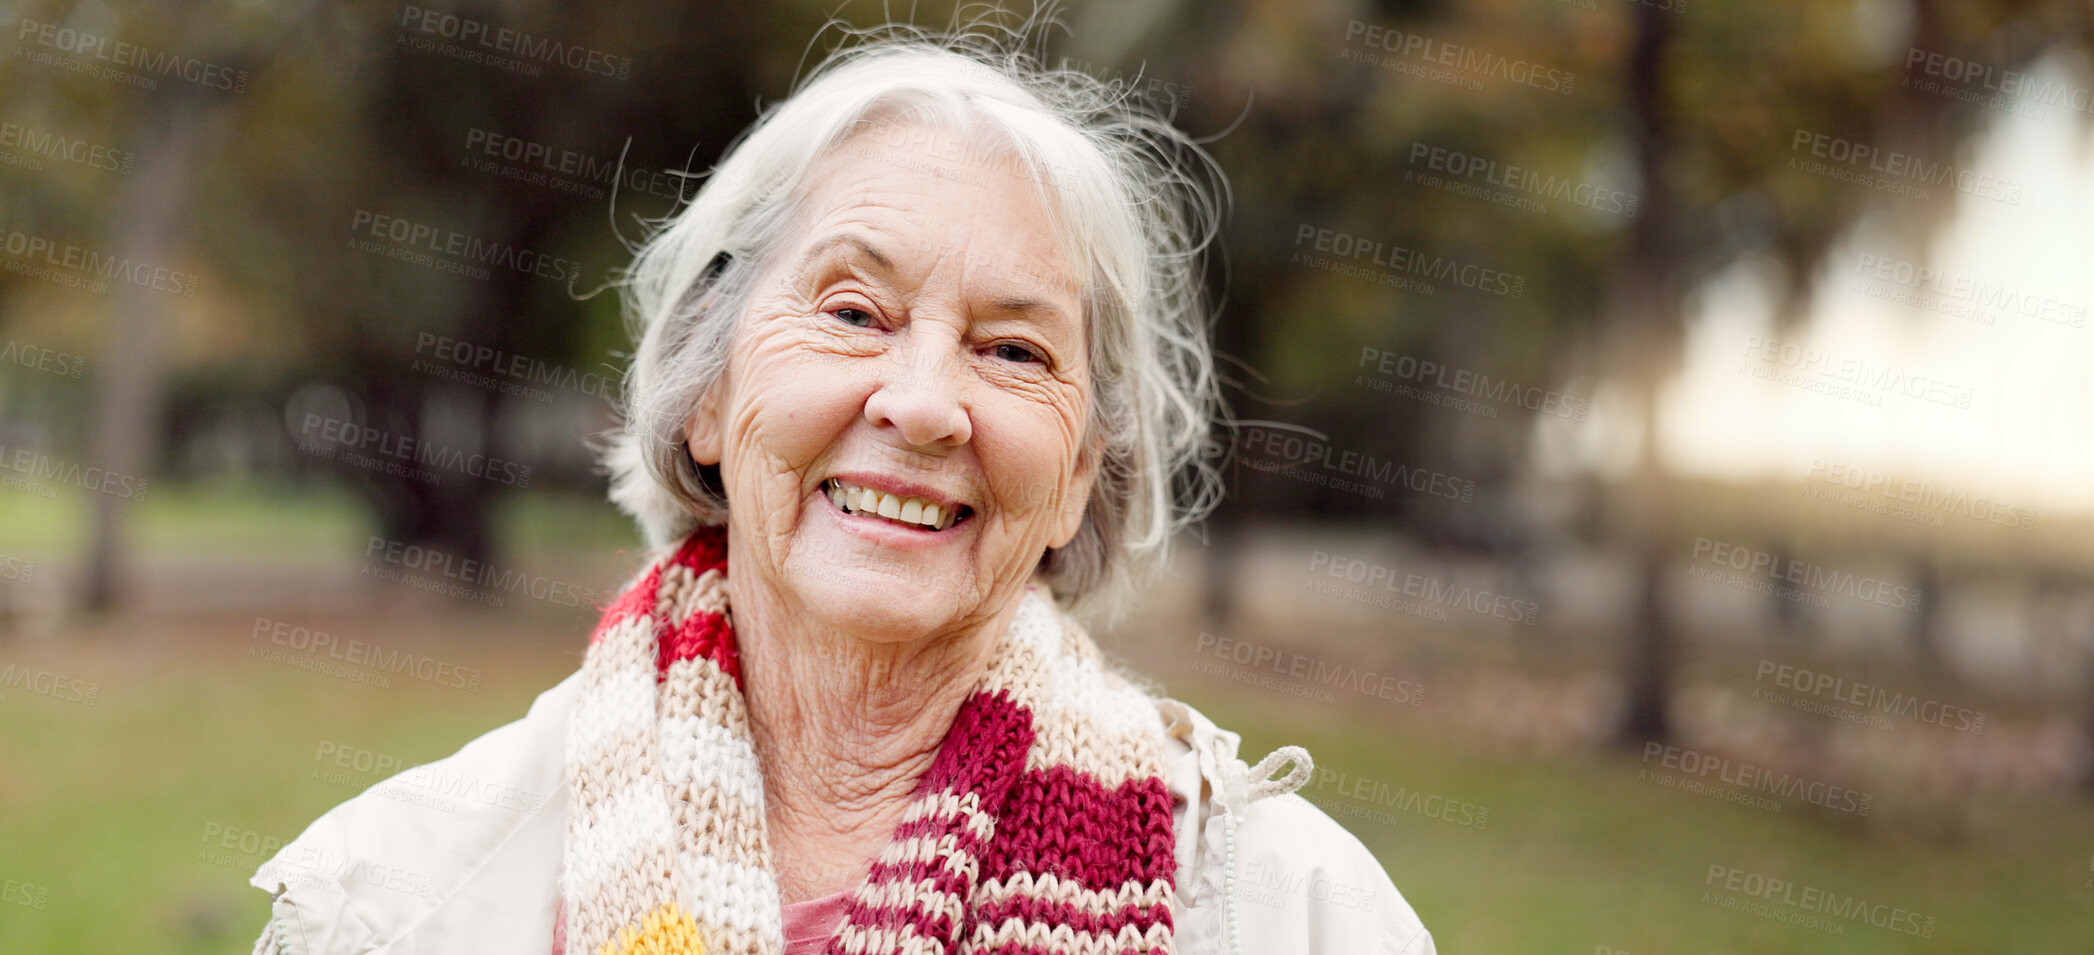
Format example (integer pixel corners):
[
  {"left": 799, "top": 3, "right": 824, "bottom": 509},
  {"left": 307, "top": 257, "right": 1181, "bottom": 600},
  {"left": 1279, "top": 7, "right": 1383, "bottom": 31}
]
[{"left": 603, "top": 18, "right": 1225, "bottom": 623}]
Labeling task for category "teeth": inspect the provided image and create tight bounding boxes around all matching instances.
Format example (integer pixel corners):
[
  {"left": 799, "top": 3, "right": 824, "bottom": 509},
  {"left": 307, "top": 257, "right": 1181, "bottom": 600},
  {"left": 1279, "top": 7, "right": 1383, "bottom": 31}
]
[{"left": 826, "top": 479, "right": 962, "bottom": 531}]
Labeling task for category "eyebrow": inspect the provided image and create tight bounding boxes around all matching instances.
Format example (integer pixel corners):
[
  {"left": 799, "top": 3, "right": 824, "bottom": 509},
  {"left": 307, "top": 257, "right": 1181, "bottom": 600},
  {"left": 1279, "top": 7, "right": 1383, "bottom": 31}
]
[
  {"left": 984, "top": 294, "right": 1063, "bottom": 317},
  {"left": 797, "top": 233, "right": 895, "bottom": 274},
  {"left": 798, "top": 231, "right": 1074, "bottom": 322}
]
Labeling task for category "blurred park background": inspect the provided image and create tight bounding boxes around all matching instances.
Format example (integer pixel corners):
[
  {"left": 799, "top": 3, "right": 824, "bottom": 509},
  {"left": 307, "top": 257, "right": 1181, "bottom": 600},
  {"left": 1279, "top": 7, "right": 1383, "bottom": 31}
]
[{"left": 5, "top": 0, "right": 2094, "bottom": 951}]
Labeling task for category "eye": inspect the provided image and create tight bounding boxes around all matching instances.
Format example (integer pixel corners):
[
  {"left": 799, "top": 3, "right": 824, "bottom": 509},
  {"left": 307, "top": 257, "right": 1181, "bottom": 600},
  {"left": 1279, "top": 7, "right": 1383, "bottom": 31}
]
[
  {"left": 831, "top": 306, "right": 874, "bottom": 327},
  {"left": 992, "top": 342, "right": 1039, "bottom": 364}
]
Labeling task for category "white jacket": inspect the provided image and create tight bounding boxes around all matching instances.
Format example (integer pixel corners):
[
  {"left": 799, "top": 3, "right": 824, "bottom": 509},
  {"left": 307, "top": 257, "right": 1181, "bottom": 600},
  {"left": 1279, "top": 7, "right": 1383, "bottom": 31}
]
[{"left": 249, "top": 672, "right": 1436, "bottom": 955}]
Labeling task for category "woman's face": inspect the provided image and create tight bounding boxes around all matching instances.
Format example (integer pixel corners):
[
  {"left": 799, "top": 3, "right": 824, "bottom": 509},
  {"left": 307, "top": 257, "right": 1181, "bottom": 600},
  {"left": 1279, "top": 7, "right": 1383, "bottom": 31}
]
[{"left": 687, "top": 122, "right": 1096, "bottom": 642}]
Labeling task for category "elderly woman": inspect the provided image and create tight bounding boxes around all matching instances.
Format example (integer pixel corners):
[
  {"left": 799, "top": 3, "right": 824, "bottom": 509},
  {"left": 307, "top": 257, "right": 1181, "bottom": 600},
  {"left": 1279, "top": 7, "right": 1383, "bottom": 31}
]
[{"left": 251, "top": 30, "right": 1433, "bottom": 955}]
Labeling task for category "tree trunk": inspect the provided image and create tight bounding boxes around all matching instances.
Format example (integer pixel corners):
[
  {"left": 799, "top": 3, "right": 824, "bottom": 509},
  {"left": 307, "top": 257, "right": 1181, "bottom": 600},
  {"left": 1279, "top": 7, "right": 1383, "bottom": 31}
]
[
  {"left": 1615, "top": 1, "right": 1682, "bottom": 747},
  {"left": 78, "top": 93, "right": 213, "bottom": 612},
  {"left": 1909, "top": 557, "right": 1944, "bottom": 675}
]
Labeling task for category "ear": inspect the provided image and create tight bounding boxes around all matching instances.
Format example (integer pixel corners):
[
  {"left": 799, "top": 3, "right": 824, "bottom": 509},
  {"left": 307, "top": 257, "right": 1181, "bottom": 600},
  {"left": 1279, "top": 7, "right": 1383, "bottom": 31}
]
[
  {"left": 1048, "top": 429, "right": 1102, "bottom": 549},
  {"left": 684, "top": 380, "right": 725, "bottom": 468}
]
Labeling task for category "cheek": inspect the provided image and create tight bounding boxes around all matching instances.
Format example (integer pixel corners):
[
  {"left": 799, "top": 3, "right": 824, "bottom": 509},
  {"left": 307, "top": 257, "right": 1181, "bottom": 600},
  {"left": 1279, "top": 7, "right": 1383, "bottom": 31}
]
[
  {"left": 977, "top": 386, "right": 1089, "bottom": 520},
  {"left": 721, "top": 326, "right": 870, "bottom": 477}
]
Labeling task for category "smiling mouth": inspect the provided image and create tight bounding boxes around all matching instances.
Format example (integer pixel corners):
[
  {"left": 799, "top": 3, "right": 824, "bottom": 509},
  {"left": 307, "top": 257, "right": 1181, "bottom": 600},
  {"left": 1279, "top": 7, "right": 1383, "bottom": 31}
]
[{"left": 824, "top": 478, "right": 972, "bottom": 531}]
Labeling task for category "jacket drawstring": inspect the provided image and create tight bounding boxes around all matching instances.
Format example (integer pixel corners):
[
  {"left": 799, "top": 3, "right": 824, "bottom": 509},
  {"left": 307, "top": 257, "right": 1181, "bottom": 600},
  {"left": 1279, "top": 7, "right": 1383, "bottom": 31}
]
[
  {"left": 1221, "top": 745, "right": 1314, "bottom": 955},
  {"left": 1245, "top": 745, "right": 1313, "bottom": 801}
]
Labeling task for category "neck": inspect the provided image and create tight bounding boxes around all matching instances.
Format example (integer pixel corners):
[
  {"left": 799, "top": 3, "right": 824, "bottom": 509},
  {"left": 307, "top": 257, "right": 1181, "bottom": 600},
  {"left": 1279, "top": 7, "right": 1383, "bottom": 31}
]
[{"left": 728, "top": 572, "right": 1021, "bottom": 899}]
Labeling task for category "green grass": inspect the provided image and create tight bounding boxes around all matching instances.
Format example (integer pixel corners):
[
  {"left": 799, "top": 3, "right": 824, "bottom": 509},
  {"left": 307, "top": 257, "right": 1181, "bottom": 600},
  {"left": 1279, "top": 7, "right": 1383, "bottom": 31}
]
[
  {"left": 1204, "top": 684, "right": 2094, "bottom": 953},
  {"left": 0, "top": 612, "right": 583, "bottom": 954}
]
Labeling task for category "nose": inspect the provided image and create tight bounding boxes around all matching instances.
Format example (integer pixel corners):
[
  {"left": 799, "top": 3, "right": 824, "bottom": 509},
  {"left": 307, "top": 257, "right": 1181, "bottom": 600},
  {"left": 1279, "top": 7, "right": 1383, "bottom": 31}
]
[{"left": 863, "top": 332, "right": 972, "bottom": 448}]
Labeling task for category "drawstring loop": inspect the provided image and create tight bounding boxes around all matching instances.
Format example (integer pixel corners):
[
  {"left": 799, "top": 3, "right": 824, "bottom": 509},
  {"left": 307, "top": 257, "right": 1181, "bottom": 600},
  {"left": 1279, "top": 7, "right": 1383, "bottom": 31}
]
[{"left": 1246, "top": 745, "right": 1313, "bottom": 802}]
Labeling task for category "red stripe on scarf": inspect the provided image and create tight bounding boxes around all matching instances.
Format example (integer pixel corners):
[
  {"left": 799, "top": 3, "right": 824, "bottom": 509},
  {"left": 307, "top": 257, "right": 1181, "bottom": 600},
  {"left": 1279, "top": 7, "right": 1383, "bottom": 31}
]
[
  {"left": 668, "top": 524, "right": 730, "bottom": 576},
  {"left": 660, "top": 528, "right": 737, "bottom": 684},
  {"left": 983, "top": 767, "right": 1178, "bottom": 888},
  {"left": 924, "top": 688, "right": 1035, "bottom": 794},
  {"left": 659, "top": 610, "right": 740, "bottom": 687}
]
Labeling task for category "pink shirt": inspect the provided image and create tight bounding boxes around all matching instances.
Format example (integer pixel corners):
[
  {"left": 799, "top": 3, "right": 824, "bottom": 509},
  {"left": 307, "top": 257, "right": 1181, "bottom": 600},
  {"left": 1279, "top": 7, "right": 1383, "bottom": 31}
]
[{"left": 781, "top": 889, "right": 853, "bottom": 954}]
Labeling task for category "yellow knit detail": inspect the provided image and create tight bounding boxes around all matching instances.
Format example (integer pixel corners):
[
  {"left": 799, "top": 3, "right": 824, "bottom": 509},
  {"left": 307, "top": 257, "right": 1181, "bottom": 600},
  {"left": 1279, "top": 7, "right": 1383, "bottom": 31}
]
[{"left": 594, "top": 903, "right": 706, "bottom": 955}]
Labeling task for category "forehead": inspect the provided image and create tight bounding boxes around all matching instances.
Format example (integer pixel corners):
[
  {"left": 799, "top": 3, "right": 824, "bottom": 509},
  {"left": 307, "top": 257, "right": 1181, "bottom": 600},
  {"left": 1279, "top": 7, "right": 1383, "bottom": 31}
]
[{"left": 789, "top": 122, "right": 1084, "bottom": 297}]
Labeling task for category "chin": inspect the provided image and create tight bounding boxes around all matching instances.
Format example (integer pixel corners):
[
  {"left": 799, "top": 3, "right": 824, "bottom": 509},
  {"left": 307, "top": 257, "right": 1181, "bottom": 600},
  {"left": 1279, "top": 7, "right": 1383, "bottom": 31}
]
[{"left": 779, "top": 549, "right": 979, "bottom": 643}]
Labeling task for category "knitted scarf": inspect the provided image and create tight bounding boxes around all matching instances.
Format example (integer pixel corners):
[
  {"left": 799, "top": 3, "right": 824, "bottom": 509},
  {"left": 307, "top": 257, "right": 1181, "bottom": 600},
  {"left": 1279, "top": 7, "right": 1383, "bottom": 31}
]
[{"left": 557, "top": 525, "right": 1179, "bottom": 955}]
